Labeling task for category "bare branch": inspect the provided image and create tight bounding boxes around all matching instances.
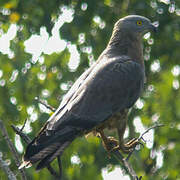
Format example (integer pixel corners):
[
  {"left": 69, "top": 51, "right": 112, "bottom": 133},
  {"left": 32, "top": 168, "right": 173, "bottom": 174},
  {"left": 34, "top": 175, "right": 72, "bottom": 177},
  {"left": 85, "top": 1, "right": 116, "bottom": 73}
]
[
  {"left": 110, "top": 145, "right": 141, "bottom": 180},
  {"left": 20, "top": 119, "right": 28, "bottom": 131},
  {"left": 0, "top": 120, "right": 27, "bottom": 180},
  {"left": 0, "top": 152, "right": 17, "bottom": 180},
  {"left": 110, "top": 124, "right": 164, "bottom": 180},
  {"left": 11, "top": 125, "right": 31, "bottom": 144},
  {"left": 126, "top": 123, "right": 164, "bottom": 161},
  {"left": 139, "top": 124, "right": 164, "bottom": 141},
  {"left": 35, "top": 97, "right": 56, "bottom": 112},
  {"left": 125, "top": 147, "right": 135, "bottom": 162}
]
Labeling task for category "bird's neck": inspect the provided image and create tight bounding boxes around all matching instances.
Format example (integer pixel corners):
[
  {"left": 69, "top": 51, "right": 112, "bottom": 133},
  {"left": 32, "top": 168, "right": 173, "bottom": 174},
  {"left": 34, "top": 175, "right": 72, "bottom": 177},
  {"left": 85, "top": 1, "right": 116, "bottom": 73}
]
[{"left": 104, "top": 30, "right": 144, "bottom": 68}]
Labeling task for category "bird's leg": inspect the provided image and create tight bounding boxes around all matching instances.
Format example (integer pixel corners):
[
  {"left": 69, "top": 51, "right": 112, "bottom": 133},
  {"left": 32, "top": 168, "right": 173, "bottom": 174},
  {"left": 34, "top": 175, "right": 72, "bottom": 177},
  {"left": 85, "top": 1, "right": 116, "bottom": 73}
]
[
  {"left": 97, "top": 129, "right": 119, "bottom": 155},
  {"left": 118, "top": 136, "right": 140, "bottom": 153},
  {"left": 97, "top": 129, "right": 140, "bottom": 155},
  {"left": 96, "top": 110, "right": 141, "bottom": 154},
  {"left": 117, "top": 116, "right": 140, "bottom": 153},
  {"left": 125, "top": 138, "right": 139, "bottom": 147}
]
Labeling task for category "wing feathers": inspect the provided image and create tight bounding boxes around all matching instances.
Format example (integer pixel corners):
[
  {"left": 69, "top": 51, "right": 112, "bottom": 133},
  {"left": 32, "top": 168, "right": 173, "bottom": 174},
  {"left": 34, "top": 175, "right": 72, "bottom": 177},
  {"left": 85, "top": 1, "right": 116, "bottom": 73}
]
[
  {"left": 36, "top": 141, "right": 70, "bottom": 170},
  {"left": 21, "top": 55, "right": 144, "bottom": 170},
  {"left": 21, "top": 125, "right": 80, "bottom": 170}
]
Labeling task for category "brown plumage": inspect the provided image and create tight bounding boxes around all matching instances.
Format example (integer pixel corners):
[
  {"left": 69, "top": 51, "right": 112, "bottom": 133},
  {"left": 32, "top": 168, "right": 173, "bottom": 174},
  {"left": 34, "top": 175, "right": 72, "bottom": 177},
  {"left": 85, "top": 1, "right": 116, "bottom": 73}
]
[{"left": 19, "top": 15, "right": 157, "bottom": 171}]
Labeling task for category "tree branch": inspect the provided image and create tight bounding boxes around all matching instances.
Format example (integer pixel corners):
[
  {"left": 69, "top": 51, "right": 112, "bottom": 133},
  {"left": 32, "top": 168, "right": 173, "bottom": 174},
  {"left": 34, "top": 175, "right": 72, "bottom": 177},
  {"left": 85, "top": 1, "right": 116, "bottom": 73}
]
[
  {"left": 35, "top": 97, "right": 56, "bottom": 112},
  {"left": 0, "top": 152, "right": 17, "bottom": 180},
  {"left": 0, "top": 120, "right": 27, "bottom": 180},
  {"left": 126, "top": 123, "right": 164, "bottom": 161},
  {"left": 11, "top": 125, "right": 31, "bottom": 144},
  {"left": 139, "top": 124, "right": 164, "bottom": 141},
  {"left": 109, "top": 142, "right": 140, "bottom": 180},
  {"left": 111, "top": 124, "right": 163, "bottom": 180}
]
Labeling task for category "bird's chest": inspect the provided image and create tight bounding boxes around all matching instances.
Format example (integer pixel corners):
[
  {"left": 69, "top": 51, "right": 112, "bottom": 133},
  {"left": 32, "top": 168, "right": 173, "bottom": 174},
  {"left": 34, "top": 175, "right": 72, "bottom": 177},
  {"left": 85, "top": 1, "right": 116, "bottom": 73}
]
[
  {"left": 105, "top": 109, "right": 128, "bottom": 130},
  {"left": 85, "top": 110, "right": 128, "bottom": 138},
  {"left": 92, "top": 109, "right": 128, "bottom": 132}
]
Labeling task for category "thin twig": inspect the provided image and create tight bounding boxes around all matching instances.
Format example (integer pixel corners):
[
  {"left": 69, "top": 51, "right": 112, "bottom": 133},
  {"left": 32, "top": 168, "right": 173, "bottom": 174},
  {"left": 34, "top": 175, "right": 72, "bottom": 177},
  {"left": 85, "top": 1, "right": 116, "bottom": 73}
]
[
  {"left": 0, "top": 152, "right": 17, "bottom": 180},
  {"left": 11, "top": 125, "right": 31, "bottom": 144},
  {"left": 125, "top": 148, "right": 136, "bottom": 162},
  {"left": 126, "top": 124, "right": 164, "bottom": 161},
  {"left": 35, "top": 97, "right": 56, "bottom": 112},
  {"left": 20, "top": 119, "right": 28, "bottom": 131},
  {"left": 139, "top": 124, "right": 164, "bottom": 140},
  {"left": 122, "top": 157, "right": 138, "bottom": 179},
  {"left": 110, "top": 144, "right": 140, "bottom": 180},
  {"left": 0, "top": 120, "right": 27, "bottom": 180}
]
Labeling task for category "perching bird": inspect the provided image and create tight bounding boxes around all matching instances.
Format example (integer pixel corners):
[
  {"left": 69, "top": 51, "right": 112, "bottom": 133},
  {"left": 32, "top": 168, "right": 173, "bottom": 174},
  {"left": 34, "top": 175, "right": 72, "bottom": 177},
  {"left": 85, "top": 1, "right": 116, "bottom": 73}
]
[{"left": 19, "top": 15, "right": 157, "bottom": 171}]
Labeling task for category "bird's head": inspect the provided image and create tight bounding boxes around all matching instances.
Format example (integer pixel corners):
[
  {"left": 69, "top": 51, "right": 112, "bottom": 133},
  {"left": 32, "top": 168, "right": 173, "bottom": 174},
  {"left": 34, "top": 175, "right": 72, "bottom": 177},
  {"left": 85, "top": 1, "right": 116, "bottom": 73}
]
[{"left": 114, "top": 15, "right": 157, "bottom": 37}]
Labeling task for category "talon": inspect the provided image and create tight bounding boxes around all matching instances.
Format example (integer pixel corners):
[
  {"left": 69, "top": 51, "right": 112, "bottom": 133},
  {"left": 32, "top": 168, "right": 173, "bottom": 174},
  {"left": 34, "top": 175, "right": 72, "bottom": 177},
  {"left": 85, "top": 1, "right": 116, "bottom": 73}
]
[
  {"left": 97, "top": 130, "right": 120, "bottom": 156},
  {"left": 97, "top": 129, "right": 143, "bottom": 156},
  {"left": 124, "top": 138, "right": 137, "bottom": 146},
  {"left": 120, "top": 138, "right": 143, "bottom": 153},
  {"left": 106, "top": 137, "right": 120, "bottom": 153},
  {"left": 102, "top": 136, "right": 119, "bottom": 151}
]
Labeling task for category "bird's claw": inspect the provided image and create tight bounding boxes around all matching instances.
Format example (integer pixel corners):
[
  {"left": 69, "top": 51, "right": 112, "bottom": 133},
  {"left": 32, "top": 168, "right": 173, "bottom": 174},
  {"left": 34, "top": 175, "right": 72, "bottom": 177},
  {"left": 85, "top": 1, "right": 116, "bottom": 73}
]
[
  {"left": 102, "top": 136, "right": 119, "bottom": 151},
  {"left": 108, "top": 137, "right": 143, "bottom": 154},
  {"left": 102, "top": 136, "right": 143, "bottom": 155},
  {"left": 98, "top": 130, "right": 143, "bottom": 156},
  {"left": 121, "top": 138, "right": 143, "bottom": 153}
]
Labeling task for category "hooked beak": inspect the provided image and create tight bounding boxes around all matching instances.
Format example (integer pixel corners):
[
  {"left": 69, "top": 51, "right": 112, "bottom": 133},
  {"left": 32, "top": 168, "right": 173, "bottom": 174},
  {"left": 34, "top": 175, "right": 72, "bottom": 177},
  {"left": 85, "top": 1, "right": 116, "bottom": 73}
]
[{"left": 150, "top": 23, "right": 158, "bottom": 33}]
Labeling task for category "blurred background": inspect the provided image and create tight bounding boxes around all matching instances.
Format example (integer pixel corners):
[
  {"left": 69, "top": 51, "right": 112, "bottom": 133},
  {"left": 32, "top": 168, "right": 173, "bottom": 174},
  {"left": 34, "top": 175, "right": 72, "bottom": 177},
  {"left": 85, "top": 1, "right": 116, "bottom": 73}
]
[{"left": 0, "top": 0, "right": 180, "bottom": 179}]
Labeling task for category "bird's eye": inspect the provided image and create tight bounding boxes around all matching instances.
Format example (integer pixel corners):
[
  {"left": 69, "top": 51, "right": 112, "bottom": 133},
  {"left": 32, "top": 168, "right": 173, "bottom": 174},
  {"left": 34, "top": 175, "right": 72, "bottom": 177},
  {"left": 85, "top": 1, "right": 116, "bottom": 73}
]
[{"left": 136, "top": 20, "right": 142, "bottom": 26}]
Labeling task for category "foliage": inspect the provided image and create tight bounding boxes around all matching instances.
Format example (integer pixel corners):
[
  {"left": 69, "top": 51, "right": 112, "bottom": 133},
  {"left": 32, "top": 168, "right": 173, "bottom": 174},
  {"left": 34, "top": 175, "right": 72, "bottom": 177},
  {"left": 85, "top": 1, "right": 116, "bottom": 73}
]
[{"left": 0, "top": 0, "right": 180, "bottom": 179}]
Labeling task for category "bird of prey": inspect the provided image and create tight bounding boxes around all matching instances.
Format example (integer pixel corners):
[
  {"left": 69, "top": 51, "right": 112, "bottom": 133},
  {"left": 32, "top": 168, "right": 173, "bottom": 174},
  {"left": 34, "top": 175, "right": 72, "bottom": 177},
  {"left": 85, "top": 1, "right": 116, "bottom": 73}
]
[{"left": 19, "top": 15, "right": 157, "bottom": 171}]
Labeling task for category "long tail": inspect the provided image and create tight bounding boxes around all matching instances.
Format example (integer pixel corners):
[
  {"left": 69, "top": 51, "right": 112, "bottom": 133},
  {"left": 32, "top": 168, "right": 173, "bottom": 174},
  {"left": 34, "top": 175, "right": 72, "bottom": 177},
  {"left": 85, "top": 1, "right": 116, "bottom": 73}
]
[{"left": 19, "top": 125, "right": 80, "bottom": 170}]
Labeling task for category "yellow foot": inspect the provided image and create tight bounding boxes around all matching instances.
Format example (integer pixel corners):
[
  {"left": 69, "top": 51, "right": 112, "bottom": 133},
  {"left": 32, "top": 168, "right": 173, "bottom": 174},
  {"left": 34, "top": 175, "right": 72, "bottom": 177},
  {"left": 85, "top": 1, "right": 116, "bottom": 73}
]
[
  {"left": 100, "top": 136, "right": 120, "bottom": 158},
  {"left": 106, "top": 138, "right": 142, "bottom": 153},
  {"left": 97, "top": 130, "right": 142, "bottom": 155},
  {"left": 102, "top": 136, "right": 119, "bottom": 151},
  {"left": 120, "top": 138, "right": 143, "bottom": 153},
  {"left": 98, "top": 131, "right": 119, "bottom": 156}
]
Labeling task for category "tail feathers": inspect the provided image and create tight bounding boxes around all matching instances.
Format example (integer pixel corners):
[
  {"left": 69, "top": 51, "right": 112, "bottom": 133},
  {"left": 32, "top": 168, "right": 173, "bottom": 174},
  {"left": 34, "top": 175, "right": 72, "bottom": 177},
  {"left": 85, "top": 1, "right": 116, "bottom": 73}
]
[
  {"left": 26, "top": 142, "right": 61, "bottom": 164},
  {"left": 20, "top": 126, "right": 80, "bottom": 169},
  {"left": 36, "top": 141, "right": 71, "bottom": 170}
]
